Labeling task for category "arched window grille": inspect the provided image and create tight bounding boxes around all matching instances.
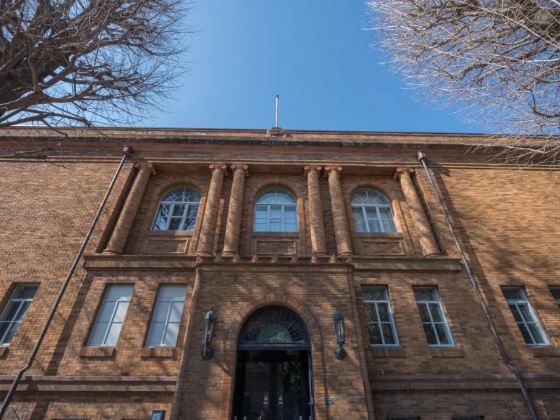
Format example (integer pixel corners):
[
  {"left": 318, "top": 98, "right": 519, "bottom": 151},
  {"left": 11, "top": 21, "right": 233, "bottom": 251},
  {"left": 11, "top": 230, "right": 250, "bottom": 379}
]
[
  {"left": 238, "top": 306, "right": 310, "bottom": 350},
  {"left": 152, "top": 187, "right": 201, "bottom": 231},
  {"left": 253, "top": 187, "right": 297, "bottom": 232},
  {"left": 351, "top": 189, "right": 396, "bottom": 233}
]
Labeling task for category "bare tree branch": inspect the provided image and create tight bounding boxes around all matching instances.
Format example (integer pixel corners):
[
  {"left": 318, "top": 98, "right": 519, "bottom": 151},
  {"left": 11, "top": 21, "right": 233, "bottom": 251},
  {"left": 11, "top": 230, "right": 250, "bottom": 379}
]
[
  {"left": 0, "top": 0, "right": 188, "bottom": 127},
  {"left": 369, "top": 0, "right": 560, "bottom": 163}
]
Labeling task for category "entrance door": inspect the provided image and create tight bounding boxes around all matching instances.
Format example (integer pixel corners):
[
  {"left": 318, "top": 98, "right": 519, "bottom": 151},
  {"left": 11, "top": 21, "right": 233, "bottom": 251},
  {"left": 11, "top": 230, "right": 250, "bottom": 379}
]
[
  {"left": 232, "top": 306, "right": 314, "bottom": 420},
  {"left": 233, "top": 350, "right": 311, "bottom": 420}
]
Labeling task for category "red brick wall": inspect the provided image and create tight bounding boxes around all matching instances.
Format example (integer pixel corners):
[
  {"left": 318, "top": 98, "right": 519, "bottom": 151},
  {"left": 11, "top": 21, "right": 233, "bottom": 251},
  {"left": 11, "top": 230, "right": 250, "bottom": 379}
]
[{"left": 1, "top": 134, "right": 559, "bottom": 419}]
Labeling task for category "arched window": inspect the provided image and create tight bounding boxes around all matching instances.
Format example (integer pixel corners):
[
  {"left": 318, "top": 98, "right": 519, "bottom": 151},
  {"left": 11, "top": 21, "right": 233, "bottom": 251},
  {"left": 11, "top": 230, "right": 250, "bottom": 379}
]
[
  {"left": 254, "top": 187, "right": 297, "bottom": 232},
  {"left": 351, "top": 189, "right": 396, "bottom": 233},
  {"left": 152, "top": 187, "right": 201, "bottom": 231}
]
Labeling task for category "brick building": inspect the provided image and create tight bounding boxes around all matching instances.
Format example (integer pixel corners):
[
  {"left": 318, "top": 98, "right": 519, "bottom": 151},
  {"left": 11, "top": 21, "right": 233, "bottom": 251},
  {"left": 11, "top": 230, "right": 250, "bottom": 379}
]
[{"left": 0, "top": 127, "right": 559, "bottom": 420}]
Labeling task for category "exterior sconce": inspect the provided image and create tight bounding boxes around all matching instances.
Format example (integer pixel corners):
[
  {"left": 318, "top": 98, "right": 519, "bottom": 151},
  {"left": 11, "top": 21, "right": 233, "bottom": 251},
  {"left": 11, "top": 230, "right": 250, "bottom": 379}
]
[
  {"left": 332, "top": 308, "right": 346, "bottom": 360},
  {"left": 201, "top": 310, "right": 216, "bottom": 360}
]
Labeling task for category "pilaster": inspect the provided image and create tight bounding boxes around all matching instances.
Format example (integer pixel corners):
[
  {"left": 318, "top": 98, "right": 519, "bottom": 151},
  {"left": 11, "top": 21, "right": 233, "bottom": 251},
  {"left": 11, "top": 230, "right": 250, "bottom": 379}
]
[
  {"left": 395, "top": 167, "right": 440, "bottom": 257},
  {"left": 196, "top": 164, "right": 227, "bottom": 257}
]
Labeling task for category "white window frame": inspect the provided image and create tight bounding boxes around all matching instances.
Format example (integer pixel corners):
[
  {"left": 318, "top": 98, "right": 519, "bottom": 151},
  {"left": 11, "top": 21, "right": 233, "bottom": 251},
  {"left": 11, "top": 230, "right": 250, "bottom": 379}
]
[
  {"left": 87, "top": 285, "right": 133, "bottom": 347},
  {"left": 253, "top": 188, "right": 298, "bottom": 233},
  {"left": 0, "top": 285, "right": 38, "bottom": 346},
  {"left": 414, "top": 287, "right": 455, "bottom": 347},
  {"left": 503, "top": 287, "right": 549, "bottom": 346},
  {"left": 351, "top": 189, "right": 396, "bottom": 233},
  {"left": 145, "top": 285, "right": 187, "bottom": 348},
  {"left": 152, "top": 187, "right": 200, "bottom": 231},
  {"left": 363, "top": 286, "right": 399, "bottom": 347}
]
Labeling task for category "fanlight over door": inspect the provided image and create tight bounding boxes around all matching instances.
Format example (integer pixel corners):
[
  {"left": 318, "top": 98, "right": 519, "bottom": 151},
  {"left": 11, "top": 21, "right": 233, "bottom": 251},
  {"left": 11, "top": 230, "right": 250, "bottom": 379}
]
[{"left": 238, "top": 306, "right": 310, "bottom": 350}]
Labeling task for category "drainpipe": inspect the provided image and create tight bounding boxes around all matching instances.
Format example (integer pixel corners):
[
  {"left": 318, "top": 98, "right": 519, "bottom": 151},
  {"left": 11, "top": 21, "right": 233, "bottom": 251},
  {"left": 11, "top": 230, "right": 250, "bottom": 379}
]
[
  {"left": 0, "top": 146, "right": 134, "bottom": 419},
  {"left": 417, "top": 151, "right": 538, "bottom": 420}
]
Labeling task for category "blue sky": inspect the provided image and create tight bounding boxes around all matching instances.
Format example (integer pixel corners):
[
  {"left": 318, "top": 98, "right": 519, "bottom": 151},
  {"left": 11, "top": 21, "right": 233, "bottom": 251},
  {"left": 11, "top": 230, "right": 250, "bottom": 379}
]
[{"left": 148, "top": 0, "right": 487, "bottom": 133}]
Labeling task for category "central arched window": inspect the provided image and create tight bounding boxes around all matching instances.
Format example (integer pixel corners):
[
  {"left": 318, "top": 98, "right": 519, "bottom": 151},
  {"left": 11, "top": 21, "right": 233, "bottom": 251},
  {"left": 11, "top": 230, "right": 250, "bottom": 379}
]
[
  {"left": 351, "top": 188, "right": 396, "bottom": 233},
  {"left": 238, "top": 306, "right": 310, "bottom": 350},
  {"left": 152, "top": 187, "right": 200, "bottom": 231},
  {"left": 254, "top": 187, "right": 297, "bottom": 232}
]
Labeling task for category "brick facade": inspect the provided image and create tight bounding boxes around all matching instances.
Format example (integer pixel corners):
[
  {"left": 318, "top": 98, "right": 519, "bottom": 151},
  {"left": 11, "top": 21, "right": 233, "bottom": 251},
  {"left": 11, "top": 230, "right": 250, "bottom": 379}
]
[{"left": 0, "top": 127, "right": 559, "bottom": 419}]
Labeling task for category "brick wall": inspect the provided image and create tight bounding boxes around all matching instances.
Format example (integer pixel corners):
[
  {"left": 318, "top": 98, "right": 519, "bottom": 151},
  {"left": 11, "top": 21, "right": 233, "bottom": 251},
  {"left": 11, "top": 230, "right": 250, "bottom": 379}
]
[{"left": 0, "top": 131, "right": 559, "bottom": 419}]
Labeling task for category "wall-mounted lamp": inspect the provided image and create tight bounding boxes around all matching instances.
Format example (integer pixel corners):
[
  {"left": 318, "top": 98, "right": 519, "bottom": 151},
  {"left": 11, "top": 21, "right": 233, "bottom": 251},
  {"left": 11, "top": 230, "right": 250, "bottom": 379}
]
[
  {"left": 201, "top": 310, "right": 216, "bottom": 360},
  {"left": 332, "top": 308, "right": 346, "bottom": 360}
]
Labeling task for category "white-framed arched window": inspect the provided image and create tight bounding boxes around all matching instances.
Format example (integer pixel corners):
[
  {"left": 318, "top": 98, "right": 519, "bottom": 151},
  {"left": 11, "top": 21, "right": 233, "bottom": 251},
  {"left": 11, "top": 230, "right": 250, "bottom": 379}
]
[
  {"left": 351, "top": 189, "right": 396, "bottom": 233},
  {"left": 152, "top": 187, "right": 201, "bottom": 231},
  {"left": 254, "top": 187, "right": 297, "bottom": 232}
]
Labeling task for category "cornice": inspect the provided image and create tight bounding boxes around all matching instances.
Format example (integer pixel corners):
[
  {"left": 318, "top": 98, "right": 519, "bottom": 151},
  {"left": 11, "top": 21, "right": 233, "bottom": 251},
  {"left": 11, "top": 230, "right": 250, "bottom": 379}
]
[
  {"left": 83, "top": 254, "right": 462, "bottom": 273},
  {"left": 371, "top": 374, "right": 560, "bottom": 391},
  {"left": 0, "top": 375, "right": 177, "bottom": 393}
]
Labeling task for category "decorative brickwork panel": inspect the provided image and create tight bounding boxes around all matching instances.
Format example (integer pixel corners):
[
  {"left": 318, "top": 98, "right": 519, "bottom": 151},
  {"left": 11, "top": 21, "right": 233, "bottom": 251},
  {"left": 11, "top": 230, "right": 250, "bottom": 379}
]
[
  {"left": 142, "top": 238, "right": 189, "bottom": 254},
  {"left": 360, "top": 238, "right": 404, "bottom": 256},
  {"left": 255, "top": 238, "right": 297, "bottom": 255}
]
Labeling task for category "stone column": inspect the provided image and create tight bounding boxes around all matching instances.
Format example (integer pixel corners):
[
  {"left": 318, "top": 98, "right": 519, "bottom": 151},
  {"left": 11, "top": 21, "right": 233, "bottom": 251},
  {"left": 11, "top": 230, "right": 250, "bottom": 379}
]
[
  {"left": 325, "top": 166, "right": 353, "bottom": 257},
  {"left": 222, "top": 164, "right": 248, "bottom": 258},
  {"left": 304, "top": 166, "right": 328, "bottom": 257},
  {"left": 196, "top": 163, "right": 227, "bottom": 257},
  {"left": 103, "top": 161, "right": 155, "bottom": 255},
  {"left": 395, "top": 168, "right": 440, "bottom": 257}
]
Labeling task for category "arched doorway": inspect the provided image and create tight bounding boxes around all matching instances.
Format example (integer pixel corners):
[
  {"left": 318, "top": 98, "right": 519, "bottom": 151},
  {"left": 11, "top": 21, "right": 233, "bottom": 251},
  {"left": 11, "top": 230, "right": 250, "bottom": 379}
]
[{"left": 232, "top": 306, "right": 314, "bottom": 420}]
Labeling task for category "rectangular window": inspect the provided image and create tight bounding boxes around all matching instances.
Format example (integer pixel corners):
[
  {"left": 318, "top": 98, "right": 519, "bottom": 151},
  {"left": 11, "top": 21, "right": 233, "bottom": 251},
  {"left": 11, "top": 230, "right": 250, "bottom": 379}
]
[
  {"left": 362, "top": 286, "right": 399, "bottom": 347},
  {"left": 503, "top": 287, "right": 549, "bottom": 346},
  {"left": 550, "top": 287, "right": 560, "bottom": 308},
  {"left": 87, "top": 285, "right": 133, "bottom": 347},
  {"left": 145, "top": 285, "right": 187, "bottom": 347},
  {"left": 413, "top": 287, "right": 454, "bottom": 347},
  {"left": 0, "top": 285, "right": 38, "bottom": 346}
]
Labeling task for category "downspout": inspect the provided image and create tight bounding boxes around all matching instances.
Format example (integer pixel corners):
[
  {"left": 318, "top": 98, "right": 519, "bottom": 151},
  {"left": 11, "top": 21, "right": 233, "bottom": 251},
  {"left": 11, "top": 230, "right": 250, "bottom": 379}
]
[
  {"left": 417, "top": 151, "right": 538, "bottom": 420},
  {"left": 0, "top": 145, "right": 135, "bottom": 419}
]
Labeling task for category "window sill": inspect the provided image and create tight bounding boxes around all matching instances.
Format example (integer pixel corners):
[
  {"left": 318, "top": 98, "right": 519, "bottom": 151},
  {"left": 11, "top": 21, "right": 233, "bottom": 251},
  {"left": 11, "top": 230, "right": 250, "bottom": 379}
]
[
  {"left": 141, "top": 347, "right": 176, "bottom": 359},
  {"left": 531, "top": 346, "right": 560, "bottom": 358},
  {"left": 80, "top": 346, "right": 116, "bottom": 358},
  {"left": 357, "top": 233, "right": 403, "bottom": 239},
  {"left": 429, "top": 347, "right": 464, "bottom": 358},
  {"left": 145, "top": 230, "right": 194, "bottom": 237},
  {"left": 370, "top": 347, "right": 405, "bottom": 358},
  {"left": 251, "top": 232, "right": 299, "bottom": 238}
]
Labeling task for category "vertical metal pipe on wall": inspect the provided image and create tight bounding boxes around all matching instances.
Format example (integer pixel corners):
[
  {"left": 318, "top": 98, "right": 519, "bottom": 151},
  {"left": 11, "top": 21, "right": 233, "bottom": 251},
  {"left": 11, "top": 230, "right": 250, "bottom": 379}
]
[
  {"left": 417, "top": 151, "right": 539, "bottom": 420},
  {"left": 0, "top": 146, "right": 134, "bottom": 419}
]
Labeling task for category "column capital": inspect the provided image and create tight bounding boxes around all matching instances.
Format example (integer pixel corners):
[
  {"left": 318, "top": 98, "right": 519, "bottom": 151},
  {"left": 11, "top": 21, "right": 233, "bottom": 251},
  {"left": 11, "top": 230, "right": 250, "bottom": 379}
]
[
  {"left": 209, "top": 163, "right": 228, "bottom": 174},
  {"left": 230, "top": 164, "right": 249, "bottom": 176},
  {"left": 303, "top": 165, "right": 322, "bottom": 176},
  {"left": 324, "top": 165, "right": 343, "bottom": 175},
  {"left": 394, "top": 167, "right": 415, "bottom": 179},
  {"left": 134, "top": 160, "right": 156, "bottom": 175}
]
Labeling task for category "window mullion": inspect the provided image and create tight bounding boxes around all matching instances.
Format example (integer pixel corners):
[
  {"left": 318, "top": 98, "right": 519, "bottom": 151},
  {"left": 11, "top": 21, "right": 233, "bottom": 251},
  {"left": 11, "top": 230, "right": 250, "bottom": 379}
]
[
  {"left": 519, "top": 303, "right": 537, "bottom": 344},
  {"left": 10, "top": 301, "right": 26, "bottom": 324},
  {"left": 374, "top": 303, "right": 384, "bottom": 345},
  {"left": 102, "top": 299, "right": 119, "bottom": 346},
  {"left": 375, "top": 206, "right": 383, "bottom": 232},
  {"left": 161, "top": 298, "right": 174, "bottom": 346},
  {"left": 362, "top": 206, "right": 369, "bottom": 233},
  {"left": 425, "top": 302, "right": 440, "bottom": 345},
  {"left": 0, "top": 303, "right": 19, "bottom": 343},
  {"left": 181, "top": 204, "right": 188, "bottom": 229},
  {"left": 267, "top": 205, "right": 271, "bottom": 231}
]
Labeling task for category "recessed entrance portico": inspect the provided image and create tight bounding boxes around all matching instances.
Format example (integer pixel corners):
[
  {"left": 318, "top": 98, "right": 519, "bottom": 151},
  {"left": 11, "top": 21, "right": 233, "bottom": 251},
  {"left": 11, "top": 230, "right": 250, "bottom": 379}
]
[{"left": 232, "top": 306, "right": 314, "bottom": 420}]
